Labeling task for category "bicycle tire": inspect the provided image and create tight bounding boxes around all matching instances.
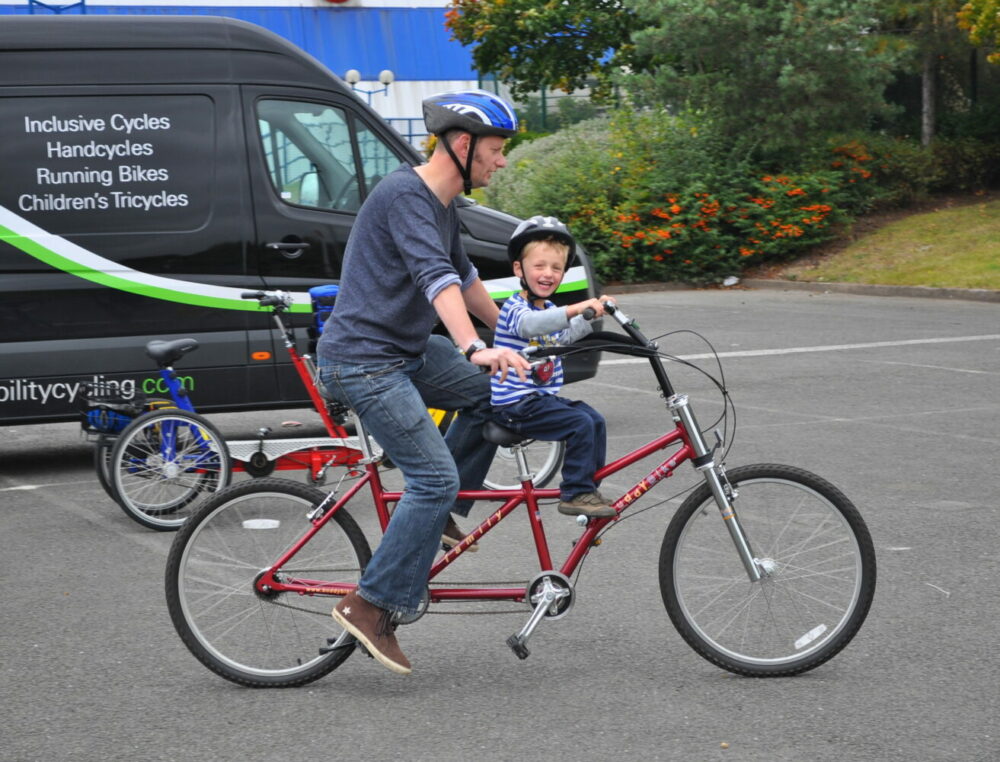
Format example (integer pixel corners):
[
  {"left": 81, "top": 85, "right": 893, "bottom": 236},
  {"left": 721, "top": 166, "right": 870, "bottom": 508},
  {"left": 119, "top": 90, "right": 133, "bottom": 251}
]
[
  {"left": 93, "top": 433, "right": 116, "bottom": 500},
  {"left": 109, "top": 408, "right": 231, "bottom": 531},
  {"left": 659, "top": 463, "right": 876, "bottom": 676},
  {"left": 483, "top": 439, "right": 566, "bottom": 490},
  {"left": 165, "top": 478, "right": 371, "bottom": 687},
  {"left": 93, "top": 398, "right": 175, "bottom": 500}
]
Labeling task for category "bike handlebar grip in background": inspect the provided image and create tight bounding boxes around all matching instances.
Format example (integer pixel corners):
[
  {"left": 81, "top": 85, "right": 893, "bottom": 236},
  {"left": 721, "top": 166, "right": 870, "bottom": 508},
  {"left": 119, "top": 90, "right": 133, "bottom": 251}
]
[
  {"left": 241, "top": 291, "right": 265, "bottom": 300},
  {"left": 582, "top": 307, "right": 596, "bottom": 321}
]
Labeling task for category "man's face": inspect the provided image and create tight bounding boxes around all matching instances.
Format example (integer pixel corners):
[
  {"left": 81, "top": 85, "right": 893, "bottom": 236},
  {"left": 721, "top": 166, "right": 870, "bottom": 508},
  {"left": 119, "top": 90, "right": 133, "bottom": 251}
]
[{"left": 469, "top": 135, "right": 508, "bottom": 188}]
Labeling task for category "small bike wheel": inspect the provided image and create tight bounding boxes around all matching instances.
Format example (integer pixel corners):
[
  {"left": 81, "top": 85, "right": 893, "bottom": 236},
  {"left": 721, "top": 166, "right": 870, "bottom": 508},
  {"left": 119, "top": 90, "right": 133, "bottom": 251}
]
[
  {"left": 109, "top": 409, "right": 231, "bottom": 531},
  {"left": 660, "top": 464, "right": 875, "bottom": 677},
  {"left": 93, "top": 433, "right": 116, "bottom": 500},
  {"left": 483, "top": 439, "right": 566, "bottom": 490},
  {"left": 93, "top": 398, "right": 175, "bottom": 500},
  {"left": 165, "top": 478, "right": 372, "bottom": 688}
]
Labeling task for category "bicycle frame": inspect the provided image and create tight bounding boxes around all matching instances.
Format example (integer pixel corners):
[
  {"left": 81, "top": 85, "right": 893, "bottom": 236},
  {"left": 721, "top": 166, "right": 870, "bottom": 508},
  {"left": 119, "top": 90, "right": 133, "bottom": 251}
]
[{"left": 254, "top": 362, "right": 761, "bottom": 608}]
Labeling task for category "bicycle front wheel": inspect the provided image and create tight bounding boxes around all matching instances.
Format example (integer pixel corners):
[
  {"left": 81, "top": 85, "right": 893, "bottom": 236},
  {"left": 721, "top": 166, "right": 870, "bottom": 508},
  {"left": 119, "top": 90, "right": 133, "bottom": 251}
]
[
  {"left": 165, "top": 479, "right": 371, "bottom": 687},
  {"left": 660, "top": 464, "right": 876, "bottom": 676},
  {"left": 483, "top": 439, "right": 566, "bottom": 490},
  {"left": 109, "top": 409, "right": 231, "bottom": 531}
]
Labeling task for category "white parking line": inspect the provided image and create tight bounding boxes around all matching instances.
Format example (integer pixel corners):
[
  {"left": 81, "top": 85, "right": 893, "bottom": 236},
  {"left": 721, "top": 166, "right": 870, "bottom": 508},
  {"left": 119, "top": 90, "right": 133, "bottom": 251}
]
[{"left": 600, "top": 333, "right": 1000, "bottom": 365}]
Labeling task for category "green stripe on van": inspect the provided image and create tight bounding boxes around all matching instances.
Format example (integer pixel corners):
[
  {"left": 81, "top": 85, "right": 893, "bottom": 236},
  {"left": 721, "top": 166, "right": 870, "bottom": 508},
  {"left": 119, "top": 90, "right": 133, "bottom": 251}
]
[{"left": 0, "top": 222, "right": 311, "bottom": 313}]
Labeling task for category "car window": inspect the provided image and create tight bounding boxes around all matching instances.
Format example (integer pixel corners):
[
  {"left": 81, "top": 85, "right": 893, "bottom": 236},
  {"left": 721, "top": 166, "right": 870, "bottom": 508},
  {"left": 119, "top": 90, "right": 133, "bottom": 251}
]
[
  {"left": 256, "top": 99, "right": 401, "bottom": 213},
  {"left": 257, "top": 100, "right": 358, "bottom": 211},
  {"left": 354, "top": 118, "right": 400, "bottom": 197}
]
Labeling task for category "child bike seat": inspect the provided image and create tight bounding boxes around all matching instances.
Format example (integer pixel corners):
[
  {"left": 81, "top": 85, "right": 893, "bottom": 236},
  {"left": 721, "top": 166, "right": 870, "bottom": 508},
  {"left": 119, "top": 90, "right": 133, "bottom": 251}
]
[{"left": 482, "top": 420, "right": 530, "bottom": 448}]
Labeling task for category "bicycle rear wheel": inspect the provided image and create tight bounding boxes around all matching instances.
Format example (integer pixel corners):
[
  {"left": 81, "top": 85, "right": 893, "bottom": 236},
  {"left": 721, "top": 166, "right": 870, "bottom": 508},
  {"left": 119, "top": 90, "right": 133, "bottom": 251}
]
[
  {"left": 109, "top": 409, "right": 231, "bottom": 531},
  {"left": 93, "top": 398, "right": 175, "bottom": 500},
  {"left": 165, "top": 478, "right": 371, "bottom": 687},
  {"left": 483, "top": 439, "right": 565, "bottom": 490},
  {"left": 659, "top": 464, "right": 876, "bottom": 676}
]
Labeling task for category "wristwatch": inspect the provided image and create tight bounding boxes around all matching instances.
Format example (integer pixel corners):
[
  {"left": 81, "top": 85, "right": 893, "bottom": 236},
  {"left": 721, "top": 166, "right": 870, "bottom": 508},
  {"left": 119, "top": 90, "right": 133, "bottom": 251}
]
[{"left": 464, "top": 339, "right": 488, "bottom": 361}]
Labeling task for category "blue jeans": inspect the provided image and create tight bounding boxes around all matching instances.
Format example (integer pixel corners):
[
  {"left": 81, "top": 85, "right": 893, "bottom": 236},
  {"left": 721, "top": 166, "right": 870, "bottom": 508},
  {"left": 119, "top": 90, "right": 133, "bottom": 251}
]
[
  {"left": 318, "top": 335, "right": 495, "bottom": 615},
  {"left": 493, "top": 393, "right": 607, "bottom": 501}
]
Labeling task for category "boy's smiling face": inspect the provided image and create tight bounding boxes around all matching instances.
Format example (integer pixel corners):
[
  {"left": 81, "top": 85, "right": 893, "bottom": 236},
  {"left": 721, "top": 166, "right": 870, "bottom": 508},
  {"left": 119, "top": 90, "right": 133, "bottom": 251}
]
[{"left": 513, "top": 240, "right": 568, "bottom": 302}]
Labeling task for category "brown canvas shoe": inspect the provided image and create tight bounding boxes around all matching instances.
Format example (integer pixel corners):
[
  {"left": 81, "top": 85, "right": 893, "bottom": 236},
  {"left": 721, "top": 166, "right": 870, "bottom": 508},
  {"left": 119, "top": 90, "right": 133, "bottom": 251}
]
[
  {"left": 557, "top": 491, "right": 616, "bottom": 518},
  {"left": 332, "top": 590, "right": 412, "bottom": 675},
  {"left": 440, "top": 515, "right": 479, "bottom": 552}
]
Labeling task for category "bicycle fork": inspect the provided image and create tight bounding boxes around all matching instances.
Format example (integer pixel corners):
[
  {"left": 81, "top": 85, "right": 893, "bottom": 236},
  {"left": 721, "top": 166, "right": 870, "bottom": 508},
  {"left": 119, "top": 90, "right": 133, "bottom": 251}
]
[{"left": 670, "top": 394, "right": 763, "bottom": 583}]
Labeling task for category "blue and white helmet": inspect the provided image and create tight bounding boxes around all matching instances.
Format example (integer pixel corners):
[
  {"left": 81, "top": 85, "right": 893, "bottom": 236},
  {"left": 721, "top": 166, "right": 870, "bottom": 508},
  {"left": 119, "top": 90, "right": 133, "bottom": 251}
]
[{"left": 423, "top": 89, "right": 518, "bottom": 138}]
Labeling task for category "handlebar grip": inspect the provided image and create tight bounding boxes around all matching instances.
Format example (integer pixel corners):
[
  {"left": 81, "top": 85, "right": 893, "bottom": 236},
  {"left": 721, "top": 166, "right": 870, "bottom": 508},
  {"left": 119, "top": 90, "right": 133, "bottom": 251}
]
[
  {"left": 581, "top": 307, "right": 596, "bottom": 321},
  {"left": 241, "top": 291, "right": 265, "bottom": 300},
  {"left": 603, "top": 301, "right": 617, "bottom": 315}
]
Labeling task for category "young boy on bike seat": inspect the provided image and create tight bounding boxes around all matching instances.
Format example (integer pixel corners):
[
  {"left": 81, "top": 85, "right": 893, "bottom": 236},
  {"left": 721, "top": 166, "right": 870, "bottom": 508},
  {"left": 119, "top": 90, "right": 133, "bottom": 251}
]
[{"left": 491, "top": 216, "right": 616, "bottom": 518}]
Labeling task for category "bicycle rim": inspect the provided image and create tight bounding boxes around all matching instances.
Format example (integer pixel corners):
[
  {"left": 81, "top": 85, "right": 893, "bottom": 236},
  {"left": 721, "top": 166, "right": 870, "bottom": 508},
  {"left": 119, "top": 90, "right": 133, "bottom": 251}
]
[
  {"left": 483, "top": 439, "right": 565, "bottom": 490},
  {"left": 660, "top": 464, "right": 875, "bottom": 676},
  {"left": 165, "top": 479, "right": 371, "bottom": 687},
  {"left": 110, "top": 409, "right": 230, "bottom": 531}
]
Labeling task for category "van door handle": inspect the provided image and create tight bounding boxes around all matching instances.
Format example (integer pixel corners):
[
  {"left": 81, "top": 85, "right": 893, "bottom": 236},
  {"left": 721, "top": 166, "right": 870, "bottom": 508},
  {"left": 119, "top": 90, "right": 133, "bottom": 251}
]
[{"left": 266, "top": 240, "right": 311, "bottom": 259}]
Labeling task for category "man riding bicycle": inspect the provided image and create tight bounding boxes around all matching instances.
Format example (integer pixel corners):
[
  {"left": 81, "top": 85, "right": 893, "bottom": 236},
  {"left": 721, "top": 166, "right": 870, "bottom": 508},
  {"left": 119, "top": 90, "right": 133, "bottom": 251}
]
[{"left": 317, "top": 89, "right": 529, "bottom": 674}]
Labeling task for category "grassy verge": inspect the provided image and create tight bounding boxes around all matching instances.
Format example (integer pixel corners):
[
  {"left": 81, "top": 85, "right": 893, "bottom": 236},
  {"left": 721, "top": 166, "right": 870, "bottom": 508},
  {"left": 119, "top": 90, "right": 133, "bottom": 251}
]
[{"left": 776, "top": 196, "right": 1000, "bottom": 290}]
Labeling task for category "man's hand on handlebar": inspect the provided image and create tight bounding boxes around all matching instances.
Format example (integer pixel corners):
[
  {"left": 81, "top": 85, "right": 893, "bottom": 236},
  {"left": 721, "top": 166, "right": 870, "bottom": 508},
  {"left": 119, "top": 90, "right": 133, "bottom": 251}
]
[{"left": 469, "top": 347, "right": 530, "bottom": 383}]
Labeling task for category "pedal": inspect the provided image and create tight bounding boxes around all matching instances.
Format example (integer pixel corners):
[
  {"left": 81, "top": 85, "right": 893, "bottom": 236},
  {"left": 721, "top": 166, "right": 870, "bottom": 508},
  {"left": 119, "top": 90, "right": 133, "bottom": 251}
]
[
  {"left": 318, "top": 633, "right": 356, "bottom": 656},
  {"left": 506, "top": 634, "right": 530, "bottom": 660}
]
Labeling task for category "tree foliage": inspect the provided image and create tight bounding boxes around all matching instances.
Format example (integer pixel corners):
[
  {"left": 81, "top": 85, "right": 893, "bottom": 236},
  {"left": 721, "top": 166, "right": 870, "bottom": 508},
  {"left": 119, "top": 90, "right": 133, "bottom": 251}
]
[
  {"left": 445, "top": 0, "right": 646, "bottom": 99},
  {"left": 621, "top": 0, "right": 903, "bottom": 156},
  {"left": 958, "top": 0, "right": 1000, "bottom": 61}
]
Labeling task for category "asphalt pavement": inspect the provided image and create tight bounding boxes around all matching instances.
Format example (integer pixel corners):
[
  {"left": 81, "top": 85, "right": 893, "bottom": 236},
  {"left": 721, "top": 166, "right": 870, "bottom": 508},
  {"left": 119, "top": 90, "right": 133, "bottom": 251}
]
[{"left": 1, "top": 287, "right": 998, "bottom": 762}]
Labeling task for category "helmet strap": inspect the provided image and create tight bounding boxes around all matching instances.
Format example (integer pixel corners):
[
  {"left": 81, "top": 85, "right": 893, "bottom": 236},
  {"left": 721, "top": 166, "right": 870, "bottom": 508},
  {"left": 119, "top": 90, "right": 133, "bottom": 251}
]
[{"left": 441, "top": 132, "right": 477, "bottom": 195}]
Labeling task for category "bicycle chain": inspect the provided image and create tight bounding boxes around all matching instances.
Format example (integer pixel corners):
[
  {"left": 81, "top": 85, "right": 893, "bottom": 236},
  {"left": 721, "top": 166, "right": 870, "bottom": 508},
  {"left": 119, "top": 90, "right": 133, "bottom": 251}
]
[{"left": 260, "top": 573, "right": 531, "bottom": 617}]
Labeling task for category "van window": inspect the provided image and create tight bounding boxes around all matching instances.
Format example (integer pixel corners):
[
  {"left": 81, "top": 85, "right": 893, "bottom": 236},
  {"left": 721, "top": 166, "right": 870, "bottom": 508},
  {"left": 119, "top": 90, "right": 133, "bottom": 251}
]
[
  {"left": 355, "top": 119, "right": 399, "bottom": 196},
  {"left": 257, "top": 100, "right": 361, "bottom": 212},
  {"left": 256, "top": 99, "right": 403, "bottom": 213}
]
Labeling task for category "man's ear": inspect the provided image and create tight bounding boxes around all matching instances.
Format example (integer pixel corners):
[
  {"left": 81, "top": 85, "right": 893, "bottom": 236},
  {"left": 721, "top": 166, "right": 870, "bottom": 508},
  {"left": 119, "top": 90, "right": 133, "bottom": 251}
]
[{"left": 451, "top": 131, "right": 472, "bottom": 160}]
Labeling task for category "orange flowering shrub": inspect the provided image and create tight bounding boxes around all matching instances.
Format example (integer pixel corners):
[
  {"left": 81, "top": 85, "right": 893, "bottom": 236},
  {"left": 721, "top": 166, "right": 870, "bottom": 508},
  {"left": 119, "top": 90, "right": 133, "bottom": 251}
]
[{"left": 602, "top": 174, "right": 843, "bottom": 284}]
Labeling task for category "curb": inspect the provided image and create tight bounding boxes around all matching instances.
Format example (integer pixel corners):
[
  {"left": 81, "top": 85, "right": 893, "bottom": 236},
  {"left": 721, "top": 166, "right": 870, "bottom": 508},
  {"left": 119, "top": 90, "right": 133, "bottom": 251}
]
[
  {"left": 740, "top": 279, "right": 1000, "bottom": 304},
  {"left": 609, "top": 279, "right": 1000, "bottom": 304}
]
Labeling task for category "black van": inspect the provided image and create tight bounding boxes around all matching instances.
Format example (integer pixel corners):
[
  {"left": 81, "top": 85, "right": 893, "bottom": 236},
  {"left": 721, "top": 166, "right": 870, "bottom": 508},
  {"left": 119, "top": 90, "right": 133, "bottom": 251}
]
[{"left": 0, "top": 15, "right": 600, "bottom": 425}]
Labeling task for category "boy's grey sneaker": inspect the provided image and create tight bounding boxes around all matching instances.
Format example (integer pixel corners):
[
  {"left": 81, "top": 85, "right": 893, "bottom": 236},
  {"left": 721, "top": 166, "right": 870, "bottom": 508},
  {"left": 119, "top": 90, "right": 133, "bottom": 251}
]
[{"left": 557, "top": 491, "right": 616, "bottom": 518}]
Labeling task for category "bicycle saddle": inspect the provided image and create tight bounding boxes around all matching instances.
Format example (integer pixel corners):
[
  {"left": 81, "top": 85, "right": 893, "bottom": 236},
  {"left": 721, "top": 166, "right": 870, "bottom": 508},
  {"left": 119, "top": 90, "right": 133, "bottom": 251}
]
[
  {"left": 146, "top": 338, "right": 199, "bottom": 368},
  {"left": 482, "top": 420, "right": 529, "bottom": 447}
]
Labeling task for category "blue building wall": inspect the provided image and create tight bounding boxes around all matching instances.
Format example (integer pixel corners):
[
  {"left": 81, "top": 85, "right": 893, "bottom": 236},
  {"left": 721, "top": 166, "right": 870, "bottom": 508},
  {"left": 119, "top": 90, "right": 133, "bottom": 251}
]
[{"left": 0, "top": 4, "right": 476, "bottom": 82}]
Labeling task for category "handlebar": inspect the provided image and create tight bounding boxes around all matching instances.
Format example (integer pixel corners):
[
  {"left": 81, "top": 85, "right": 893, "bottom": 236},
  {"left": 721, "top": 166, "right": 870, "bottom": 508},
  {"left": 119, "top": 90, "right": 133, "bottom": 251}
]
[
  {"left": 520, "top": 300, "right": 676, "bottom": 396},
  {"left": 241, "top": 290, "right": 294, "bottom": 311}
]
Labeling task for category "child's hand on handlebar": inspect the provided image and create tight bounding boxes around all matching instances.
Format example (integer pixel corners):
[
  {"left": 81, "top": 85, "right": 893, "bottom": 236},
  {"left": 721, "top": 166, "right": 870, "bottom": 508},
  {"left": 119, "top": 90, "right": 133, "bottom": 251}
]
[
  {"left": 569, "top": 295, "right": 616, "bottom": 320},
  {"left": 470, "top": 347, "right": 531, "bottom": 383}
]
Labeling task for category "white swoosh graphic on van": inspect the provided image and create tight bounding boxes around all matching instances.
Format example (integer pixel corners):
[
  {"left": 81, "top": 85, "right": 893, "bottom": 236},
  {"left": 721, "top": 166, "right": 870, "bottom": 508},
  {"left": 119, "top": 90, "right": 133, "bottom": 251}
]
[{"left": 0, "top": 204, "right": 589, "bottom": 309}]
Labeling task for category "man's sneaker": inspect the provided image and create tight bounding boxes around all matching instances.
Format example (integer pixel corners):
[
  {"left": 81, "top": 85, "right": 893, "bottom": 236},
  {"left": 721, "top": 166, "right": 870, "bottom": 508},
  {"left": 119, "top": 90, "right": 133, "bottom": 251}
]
[
  {"left": 558, "top": 491, "right": 616, "bottom": 518},
  {"left": 332, "top": 590, "right": 412, "bottom": 675},
  {"left": 441, "top": 515, "right": 479, "bottom": 552}
]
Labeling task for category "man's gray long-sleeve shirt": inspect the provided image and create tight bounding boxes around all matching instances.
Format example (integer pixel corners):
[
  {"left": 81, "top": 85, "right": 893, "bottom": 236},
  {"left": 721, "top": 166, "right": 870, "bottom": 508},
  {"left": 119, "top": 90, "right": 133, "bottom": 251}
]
[{"left": 317, "top": 164, "right": 477, "bottom": 365}]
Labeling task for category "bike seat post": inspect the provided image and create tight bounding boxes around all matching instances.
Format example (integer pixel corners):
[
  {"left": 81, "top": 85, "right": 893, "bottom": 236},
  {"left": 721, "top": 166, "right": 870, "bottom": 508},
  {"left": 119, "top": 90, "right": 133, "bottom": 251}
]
[
  {"left": 350, "top": 411, "right": 381, "bottom": 464},
  {"left": 512, "top": 443, "right": 534, "bottom": 484}
]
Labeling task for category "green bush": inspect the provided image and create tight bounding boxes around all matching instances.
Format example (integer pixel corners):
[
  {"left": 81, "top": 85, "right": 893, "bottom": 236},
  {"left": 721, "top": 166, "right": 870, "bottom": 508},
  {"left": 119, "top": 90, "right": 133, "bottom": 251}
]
[
  {"left": 485, "top": 116, "right": 622, "bottom": 259},
  {"left": 486, "top": 108, "right": 998, "bottom": 286}
]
